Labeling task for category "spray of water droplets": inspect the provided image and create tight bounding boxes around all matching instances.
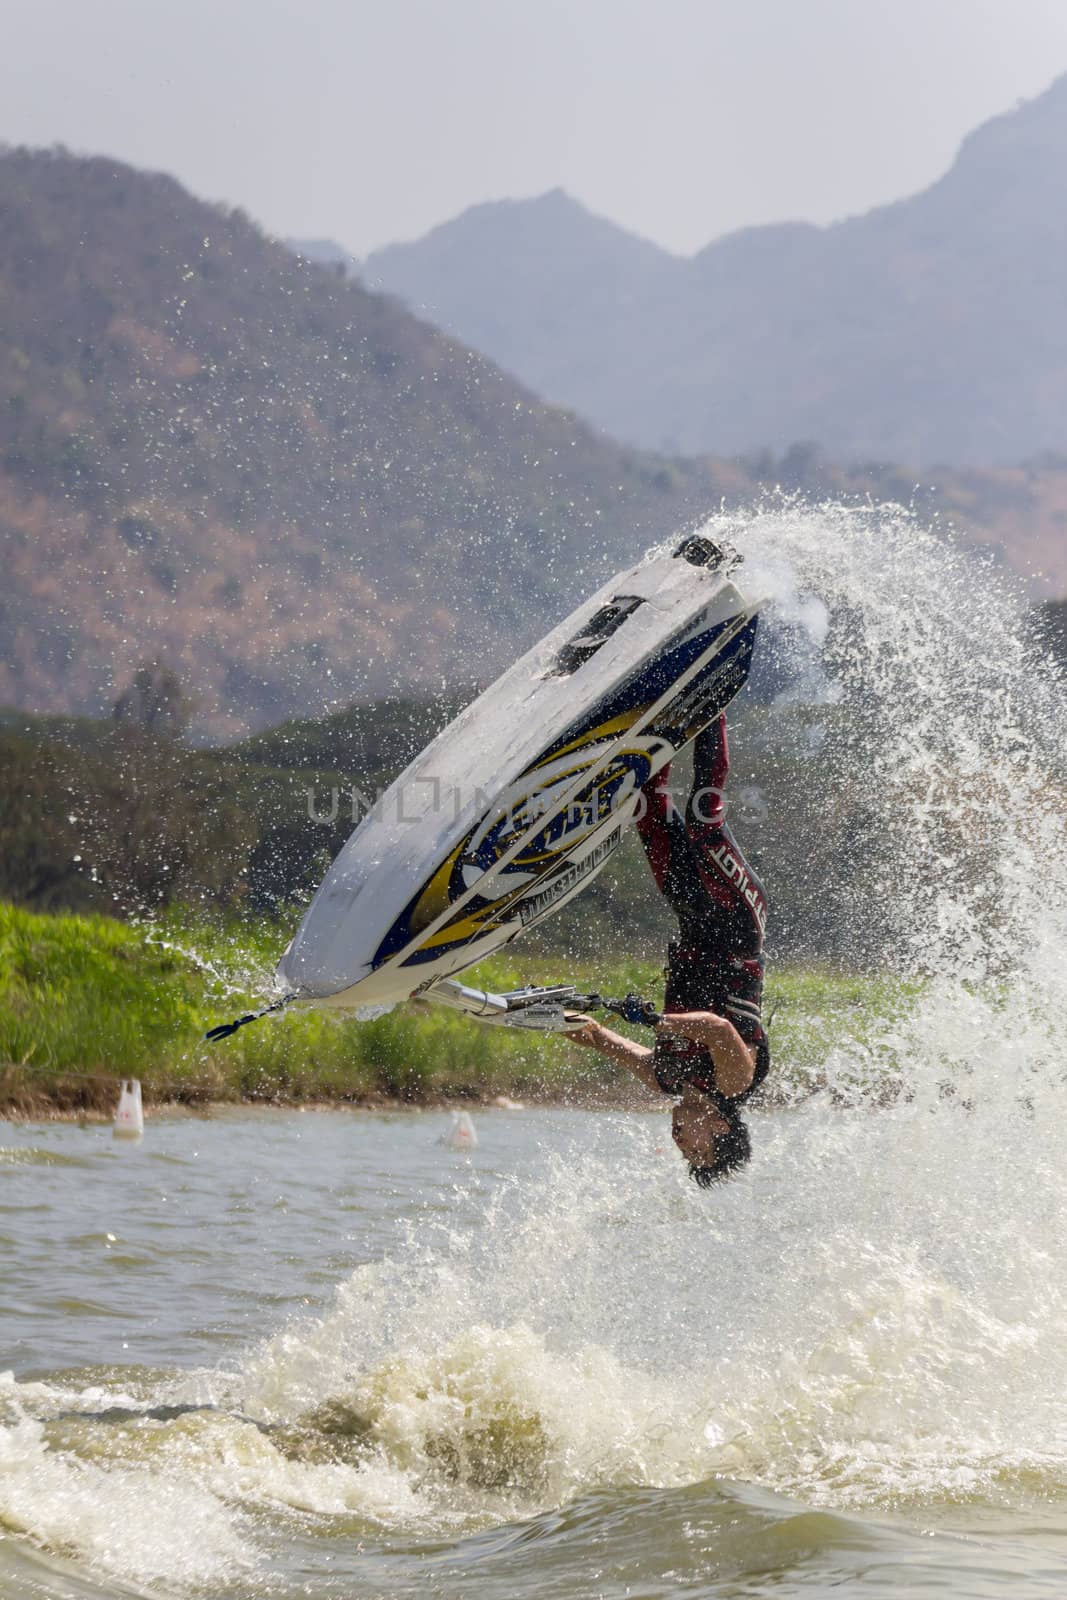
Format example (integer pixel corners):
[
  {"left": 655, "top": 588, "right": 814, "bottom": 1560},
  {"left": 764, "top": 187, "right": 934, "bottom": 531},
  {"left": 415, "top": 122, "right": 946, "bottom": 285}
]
[{"left": 219, "top": 505, "right": 1067, "bottom": 1521}]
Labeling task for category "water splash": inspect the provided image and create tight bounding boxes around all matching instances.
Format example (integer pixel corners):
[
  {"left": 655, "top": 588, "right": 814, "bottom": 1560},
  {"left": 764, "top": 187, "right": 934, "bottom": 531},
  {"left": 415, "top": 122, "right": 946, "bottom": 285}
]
[
  {"left": 232, "top": 503, "right": 1067, "bottom": 1519},
  {"left": 732, "top": 500, "right": 1067, "bottom": 994}
]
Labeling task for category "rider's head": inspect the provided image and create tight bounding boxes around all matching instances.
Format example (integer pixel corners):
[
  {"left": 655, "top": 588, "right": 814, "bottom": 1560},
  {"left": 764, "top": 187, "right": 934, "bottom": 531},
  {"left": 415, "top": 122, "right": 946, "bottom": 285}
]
[{"left": 671, "top": 1088, "right": 751, "bottom": 1183}]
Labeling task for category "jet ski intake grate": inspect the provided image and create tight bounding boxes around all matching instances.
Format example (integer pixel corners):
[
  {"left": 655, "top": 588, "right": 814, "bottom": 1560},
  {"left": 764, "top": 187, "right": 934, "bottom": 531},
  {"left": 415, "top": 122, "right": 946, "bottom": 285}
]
[{"left": 549, "top": 594, "right": 645, "bottom": 676}]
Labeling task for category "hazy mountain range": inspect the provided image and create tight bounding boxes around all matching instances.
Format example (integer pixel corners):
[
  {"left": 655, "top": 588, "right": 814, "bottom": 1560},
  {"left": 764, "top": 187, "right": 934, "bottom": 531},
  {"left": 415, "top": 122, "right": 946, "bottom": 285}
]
[
  {"left": 3, "top": 146, "right": 1067, "bottom": 742},
  {"left": 0, "top": 148, "right": 751, "bottom": 736},
  {"left": 362, "top": 74, "right": 1067, "bottom": 466}
]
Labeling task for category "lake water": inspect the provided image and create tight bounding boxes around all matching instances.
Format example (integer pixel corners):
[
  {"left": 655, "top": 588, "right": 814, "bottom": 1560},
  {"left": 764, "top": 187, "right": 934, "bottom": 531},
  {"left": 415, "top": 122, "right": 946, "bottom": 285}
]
[{"left": 3, "top": 1096, "right": 1067, "bottom": 1600}]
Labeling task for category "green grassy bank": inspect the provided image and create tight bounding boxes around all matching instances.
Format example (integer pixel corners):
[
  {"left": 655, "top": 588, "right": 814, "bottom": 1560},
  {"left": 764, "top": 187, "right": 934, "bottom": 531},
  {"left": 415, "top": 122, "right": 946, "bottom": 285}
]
[{"left": 0, "top": 902, "right": 917, "bottom": 1116}]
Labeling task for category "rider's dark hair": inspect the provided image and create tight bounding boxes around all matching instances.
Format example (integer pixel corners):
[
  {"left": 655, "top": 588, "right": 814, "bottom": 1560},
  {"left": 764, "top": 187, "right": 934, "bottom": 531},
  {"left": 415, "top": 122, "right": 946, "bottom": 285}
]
[{"left": 689, "top": 1118, "right": 751, "bottom": 1186}]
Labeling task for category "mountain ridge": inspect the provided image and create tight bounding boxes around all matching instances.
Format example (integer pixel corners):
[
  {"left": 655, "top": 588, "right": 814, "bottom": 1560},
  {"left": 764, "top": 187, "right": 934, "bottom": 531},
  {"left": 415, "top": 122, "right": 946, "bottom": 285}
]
[
  {"left": 365, "top": 74, "right": 1067, "bottom": 464},
  {"left": 5, "top": 144, "right": 1067, "bottom": 747},
  {"left": 0, "top": 146, "right": 743, "bottom": 737}
]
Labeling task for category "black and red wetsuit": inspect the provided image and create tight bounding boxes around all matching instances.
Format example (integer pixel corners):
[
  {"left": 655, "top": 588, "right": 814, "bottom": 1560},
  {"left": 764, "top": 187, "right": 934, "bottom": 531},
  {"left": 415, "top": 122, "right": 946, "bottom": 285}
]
[{"left": 636, "top": 714, "right": 770, "bottom": 1115}]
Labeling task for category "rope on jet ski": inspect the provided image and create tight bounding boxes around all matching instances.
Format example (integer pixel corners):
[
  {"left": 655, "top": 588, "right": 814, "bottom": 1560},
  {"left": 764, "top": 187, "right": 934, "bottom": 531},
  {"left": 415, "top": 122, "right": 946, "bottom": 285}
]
[{"left": 204, "top": 994, "right": 295, "bottom": 1042}]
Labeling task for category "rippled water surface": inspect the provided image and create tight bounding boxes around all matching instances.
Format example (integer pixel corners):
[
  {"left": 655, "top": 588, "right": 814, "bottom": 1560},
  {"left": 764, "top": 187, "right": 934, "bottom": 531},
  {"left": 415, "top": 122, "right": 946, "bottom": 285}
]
[
  {"left": 3, "top": 1103, "right": 1067, "bottom": 1600},
  {"left": 5, "top": 503, "right": 1067, "bottom": 1596}
]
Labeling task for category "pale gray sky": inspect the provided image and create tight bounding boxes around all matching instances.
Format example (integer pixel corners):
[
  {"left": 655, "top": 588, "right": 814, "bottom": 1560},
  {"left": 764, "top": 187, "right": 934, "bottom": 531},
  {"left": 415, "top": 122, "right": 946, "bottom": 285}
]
[{"left": 4, "top": 0, "right": 1067, "bottom": 257}]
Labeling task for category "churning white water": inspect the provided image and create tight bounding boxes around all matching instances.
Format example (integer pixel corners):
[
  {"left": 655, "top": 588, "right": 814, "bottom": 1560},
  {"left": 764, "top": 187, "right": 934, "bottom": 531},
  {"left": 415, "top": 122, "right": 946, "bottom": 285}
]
[{"left": 3, "top": 503, "right": 1067, "bottom": 1598}]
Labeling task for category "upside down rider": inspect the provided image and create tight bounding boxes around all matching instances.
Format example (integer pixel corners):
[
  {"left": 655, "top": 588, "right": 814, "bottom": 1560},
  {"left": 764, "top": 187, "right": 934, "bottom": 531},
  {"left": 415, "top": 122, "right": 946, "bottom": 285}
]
[{"left": 567, "top": 713, "right": 769, "bottom": 1184}]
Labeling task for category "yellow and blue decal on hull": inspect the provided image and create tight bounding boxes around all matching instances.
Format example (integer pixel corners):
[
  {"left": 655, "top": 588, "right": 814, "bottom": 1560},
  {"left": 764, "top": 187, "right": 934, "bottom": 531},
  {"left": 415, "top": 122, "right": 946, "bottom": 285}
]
[{"left": 371, "top": 612, "right": 757, "bottom": 969}]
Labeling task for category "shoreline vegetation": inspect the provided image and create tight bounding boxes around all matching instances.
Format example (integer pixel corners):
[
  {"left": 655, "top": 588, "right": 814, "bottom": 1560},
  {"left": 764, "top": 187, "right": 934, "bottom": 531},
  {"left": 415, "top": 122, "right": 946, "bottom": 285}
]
[{"left": 0, "top": 902, "right": 916, "bottom": 1120}]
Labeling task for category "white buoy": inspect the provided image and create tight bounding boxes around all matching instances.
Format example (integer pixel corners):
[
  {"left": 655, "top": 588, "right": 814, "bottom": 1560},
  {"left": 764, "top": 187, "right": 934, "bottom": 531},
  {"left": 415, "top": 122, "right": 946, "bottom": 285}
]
[
  {"left": 112, "top": 1079, "right": 144, "bottom": 1140},
  {"left": 441, "top": 1109, "right": 477, "bottom": 1150}
]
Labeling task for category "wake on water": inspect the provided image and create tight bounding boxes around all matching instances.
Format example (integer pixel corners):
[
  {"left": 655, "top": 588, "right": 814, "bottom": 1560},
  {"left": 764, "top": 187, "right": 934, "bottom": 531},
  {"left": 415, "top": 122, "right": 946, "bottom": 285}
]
[{"left": 4, "top": 502, "right": 1067, "bottom": 1590}]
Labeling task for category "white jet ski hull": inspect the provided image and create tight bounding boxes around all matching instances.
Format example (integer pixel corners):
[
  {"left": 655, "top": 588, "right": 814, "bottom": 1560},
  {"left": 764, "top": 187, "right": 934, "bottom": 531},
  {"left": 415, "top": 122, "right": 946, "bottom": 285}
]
[{"left": 278, "top": 537, "right": 759, "bottom": 1010}]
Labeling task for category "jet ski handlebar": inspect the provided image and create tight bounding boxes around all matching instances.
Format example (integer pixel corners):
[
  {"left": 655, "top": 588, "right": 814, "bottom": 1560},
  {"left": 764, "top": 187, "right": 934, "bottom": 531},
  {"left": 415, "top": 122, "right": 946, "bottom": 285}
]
[
  {"left": 576, "top": 992, "right": 664, "bottom": 1029},
  {"left": 419, "top": 980, "right": 663, "bottom": 1032}
]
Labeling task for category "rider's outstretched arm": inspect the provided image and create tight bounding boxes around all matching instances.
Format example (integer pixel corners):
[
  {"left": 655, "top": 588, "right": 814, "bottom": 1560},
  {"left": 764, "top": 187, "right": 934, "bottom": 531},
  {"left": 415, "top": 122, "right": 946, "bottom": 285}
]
[{"left": 565, "top": 1018, "right": 661, "bottom": 1094}]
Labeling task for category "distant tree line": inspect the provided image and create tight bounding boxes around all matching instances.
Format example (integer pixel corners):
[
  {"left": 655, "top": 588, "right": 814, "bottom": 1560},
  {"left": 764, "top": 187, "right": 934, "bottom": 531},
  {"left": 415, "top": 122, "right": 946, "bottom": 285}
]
[
  {"left": 3, "top": 610, "right": 1066, "bottom": 966},
  {"left": 0, "top": 672, "right": 472, "bottom": 922}
]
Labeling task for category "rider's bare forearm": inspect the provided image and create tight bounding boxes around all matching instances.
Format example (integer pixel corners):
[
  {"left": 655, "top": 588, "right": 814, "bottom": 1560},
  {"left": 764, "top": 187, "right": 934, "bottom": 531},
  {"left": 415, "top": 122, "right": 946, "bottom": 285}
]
[{"left": 567, "top": 1021, "right": 660, "bottom": 1093}]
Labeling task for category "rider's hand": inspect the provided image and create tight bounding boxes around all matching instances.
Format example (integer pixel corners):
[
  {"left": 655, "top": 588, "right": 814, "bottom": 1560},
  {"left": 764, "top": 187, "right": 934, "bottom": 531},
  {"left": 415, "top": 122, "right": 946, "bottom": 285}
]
[{"left": 562, "top": 1014, "right": 603, "bottom": 1048}]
